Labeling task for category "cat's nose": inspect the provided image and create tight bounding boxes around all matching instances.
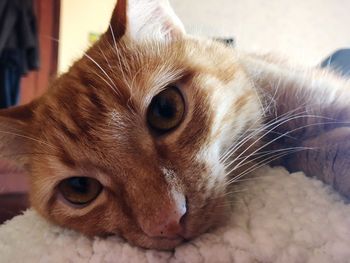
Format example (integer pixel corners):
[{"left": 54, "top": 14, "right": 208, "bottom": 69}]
[{"left": 143, "top": 193, "right": 187, "bottom": 239}]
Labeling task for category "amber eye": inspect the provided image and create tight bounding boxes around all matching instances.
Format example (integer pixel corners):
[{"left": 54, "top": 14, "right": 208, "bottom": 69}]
[
  {"left": 147, "top": 87, "right": 185, "bottom": 132},
  {"left": 58, "top": 177, "right": 102, "bottom": 205}
]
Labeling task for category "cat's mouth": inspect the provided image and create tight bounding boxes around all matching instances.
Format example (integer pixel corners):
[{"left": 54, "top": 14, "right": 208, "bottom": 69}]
[{"left": 126, "top": 232, "right": 186, "bottom": 250}]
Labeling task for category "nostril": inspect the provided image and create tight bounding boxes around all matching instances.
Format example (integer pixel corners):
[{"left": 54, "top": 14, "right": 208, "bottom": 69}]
[
  {"left": 150, "top": 196, "right": 187, "bottom": 238},
  {"left": 141, "top": 194, "right": 188, "bottom": 239},
  {"left": 158, "top": 196, "right": 187, "bottom": 237}
]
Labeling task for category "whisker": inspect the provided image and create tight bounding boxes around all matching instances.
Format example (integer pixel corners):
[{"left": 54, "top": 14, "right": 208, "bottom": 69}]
[
  {"left": 220, "top": 110, "right": 308, "bottom": 165},
  {"left": 207, "top": 188, "right": 251, "bottom": 201},
  {"left": 220, "top": 105, "right": 310, "bottom": 163},
  {"left": 226, "top": 149, "right": 303, "bottom": 185},
  {"left": 97, "top": 46, "right": 113, "bottom": 70},
  {"left": 229, "top": 176, "right": 268, "bottom": 184},
  {"left": 83, "top": 53, "right": 121, "bottom": 96},
  {"left": 2, "top": 152, "right": 63, "bottom": 159},
  {"left": 225, "top": 115, "right": 338, "bottom": 175},
  {"left": 225, "top": 146, "right": 311, "bottom": 171},
  {"left": 109, "top": 24, "right": 118, "bottom": 50},
  {"left": 0, "top": 130, "right": 57, "bottom": 150},
  {"left": 108, "top": 24, "right": 134, "bottom": 91}
]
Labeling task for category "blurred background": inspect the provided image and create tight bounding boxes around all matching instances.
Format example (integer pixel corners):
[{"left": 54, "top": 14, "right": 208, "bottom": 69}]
[
  {"left": 59, "top": 0, "right": 350, "bottom": 72},
  {"left": 1, "top": 0, "right": 350, "bottom": 222}
]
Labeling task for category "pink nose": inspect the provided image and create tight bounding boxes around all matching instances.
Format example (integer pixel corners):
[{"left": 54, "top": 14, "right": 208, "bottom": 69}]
[{"left": 143, "top": 195, "right": 187, "bottom": 239}]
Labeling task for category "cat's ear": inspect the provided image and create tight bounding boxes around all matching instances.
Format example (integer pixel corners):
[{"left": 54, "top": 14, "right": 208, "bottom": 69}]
[
  {"left": 0, "top": 103, "right": 36, "bottom": 170},
  {"left": 109, "top": 0, "right": 185, "bottom": 42}
]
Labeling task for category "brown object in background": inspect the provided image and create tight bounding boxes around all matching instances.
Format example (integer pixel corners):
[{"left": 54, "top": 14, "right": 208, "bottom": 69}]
[
  {"left": 0, "top": 159, "right": 28, "bottom": 194},
  {"left": 0, "top": 159, "right": 29, "bottom": 224},
  {"left": 20, "top": 0, "right": 61, "bottom": 104},
  {"left": 0, "top": 193, "right": 29, "bottom": 224}
]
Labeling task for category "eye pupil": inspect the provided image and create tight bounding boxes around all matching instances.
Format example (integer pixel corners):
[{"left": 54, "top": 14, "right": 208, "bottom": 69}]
[
  {"left": 58, "top": 177, "right": 102, "bottom": 206},
  {"left": 69, "top": 177, "right": 89, "bottom": 194},
  {"left": 153, "top": 97, "right": 177, "bottom": 119},
  {"left": 147, "top": 86, "right": 185, "bottom": 132}
]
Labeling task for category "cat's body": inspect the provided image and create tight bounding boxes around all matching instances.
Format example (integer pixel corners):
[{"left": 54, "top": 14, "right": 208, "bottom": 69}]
[{"left": 0, "top": 0, "right": 349, "bottom": 250}]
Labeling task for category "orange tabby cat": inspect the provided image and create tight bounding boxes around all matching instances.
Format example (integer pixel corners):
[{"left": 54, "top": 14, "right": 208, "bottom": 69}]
[{"left": 0, "top": 0, "right": 349, "bottom": 250}]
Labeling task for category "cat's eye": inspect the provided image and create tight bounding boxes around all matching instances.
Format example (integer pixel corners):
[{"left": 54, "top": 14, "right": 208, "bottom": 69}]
[
  {"left": 147, "top": 87, "right": 185, "bottom": 132},
  {"left": 58, "top": 177, "right": 102, "bottom": 205}
]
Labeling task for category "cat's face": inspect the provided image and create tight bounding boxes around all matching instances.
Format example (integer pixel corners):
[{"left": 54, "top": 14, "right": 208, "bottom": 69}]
[{"left": 0, "top": 0, "right": 262, "bottom": 249}]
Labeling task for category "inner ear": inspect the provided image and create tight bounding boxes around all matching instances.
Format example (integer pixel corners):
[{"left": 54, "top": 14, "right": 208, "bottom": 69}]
[
  {"left": 108, "top": 0, "right": 186, "bottom": 43},
  {"left": 0, "top": 102, "right": 37, "bottom": 169}
]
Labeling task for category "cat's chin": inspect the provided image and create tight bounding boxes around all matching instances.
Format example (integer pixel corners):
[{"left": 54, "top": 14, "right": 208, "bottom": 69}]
[
  {"left": 126, "top": 223, "right": 220, "bottom": 250},
  {"left": 125, "top": 233, "right": 186, "bottom": 250}
]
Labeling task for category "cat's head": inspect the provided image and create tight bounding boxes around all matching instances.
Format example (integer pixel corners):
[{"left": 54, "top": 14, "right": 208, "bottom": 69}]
[{"left": 0, "top": 0, "right": 262, "bottom": 249}]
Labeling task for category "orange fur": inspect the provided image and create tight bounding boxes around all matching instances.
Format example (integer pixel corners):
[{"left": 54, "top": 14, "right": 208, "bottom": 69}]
[{"left": 0, "top": 0, "right": 350, "bottom": 250}]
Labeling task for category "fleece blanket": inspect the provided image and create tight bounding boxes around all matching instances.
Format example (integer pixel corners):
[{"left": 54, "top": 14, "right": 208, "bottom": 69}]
[{"left": 0, "top": 166, "right": 350, "bottom": 263}]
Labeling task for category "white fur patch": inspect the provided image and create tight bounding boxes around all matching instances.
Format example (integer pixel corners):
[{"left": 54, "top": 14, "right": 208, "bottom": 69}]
[{"left": 161, "top": 167, "right": 186, "bottom": 214}]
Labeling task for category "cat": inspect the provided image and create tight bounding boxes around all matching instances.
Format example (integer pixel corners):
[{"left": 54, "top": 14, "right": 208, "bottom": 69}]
[{"left": 0, "top": 0, "right": 349, "bottom": 250}]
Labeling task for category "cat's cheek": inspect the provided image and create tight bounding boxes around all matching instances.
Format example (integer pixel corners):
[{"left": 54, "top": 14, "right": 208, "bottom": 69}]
[
  {"left": 42, "top": 190, "right": 123, "bottom": 236},
  {"left": 175, "top": 157, "right": 229, "bottom": 237},
  {"left": 185, "top": 195, "right": 231, "bottom": 239}
]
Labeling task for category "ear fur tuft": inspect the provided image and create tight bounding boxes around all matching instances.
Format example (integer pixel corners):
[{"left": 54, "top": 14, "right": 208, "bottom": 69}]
[{"left": 109, "top": 0, "right": 185, "bottom": 43}]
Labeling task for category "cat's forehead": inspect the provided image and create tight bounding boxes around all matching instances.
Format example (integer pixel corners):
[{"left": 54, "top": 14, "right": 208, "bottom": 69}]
[
  {"left": 63, "top": 37, "right": 237, "bottom": 113},
  {"left": 38, "top": 38, "right": 239, "bottom": 160}
]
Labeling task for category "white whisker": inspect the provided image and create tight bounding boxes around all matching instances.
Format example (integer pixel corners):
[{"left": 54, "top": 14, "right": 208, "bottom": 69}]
[
  {"left": 219, "top": 105, "right": 309, "bottom": 163},
  {"left": 225, "top": 114, "right": 336, "bottom": 176},
  {"left": 83, "top": 53, "right": 121, "bottom": 96},
  {"left": 226, "top": 149, "right": 302, "bottom": 185},
  {"left": 0, "top": 130, "right": 57, "bottom": 150}
]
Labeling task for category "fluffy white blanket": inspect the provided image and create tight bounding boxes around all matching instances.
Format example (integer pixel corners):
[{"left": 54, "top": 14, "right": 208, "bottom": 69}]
[{"left": 1, "top": 166, "right": 350, "bottom": 263}]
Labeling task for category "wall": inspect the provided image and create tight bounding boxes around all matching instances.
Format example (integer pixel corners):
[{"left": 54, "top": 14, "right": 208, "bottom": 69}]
[
  {"left": 171, "top": 0, "right": 350, "bottom": 65},
  {"left": 58, "top": 0, "right": 350, "bottom": 72},
  {"left": 58, "top": 0, "right": 116, "bottom": 73}
]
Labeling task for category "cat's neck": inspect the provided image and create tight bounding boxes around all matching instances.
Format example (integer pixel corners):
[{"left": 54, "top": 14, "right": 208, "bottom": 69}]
[{"left": 239, "top": 52, "right": 350, "bottom": 120}]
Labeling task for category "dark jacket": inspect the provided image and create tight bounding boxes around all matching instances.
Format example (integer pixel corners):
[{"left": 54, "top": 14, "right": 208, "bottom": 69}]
[{"left": 0, "top": 0, "right": 39, "bottom": 74}]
